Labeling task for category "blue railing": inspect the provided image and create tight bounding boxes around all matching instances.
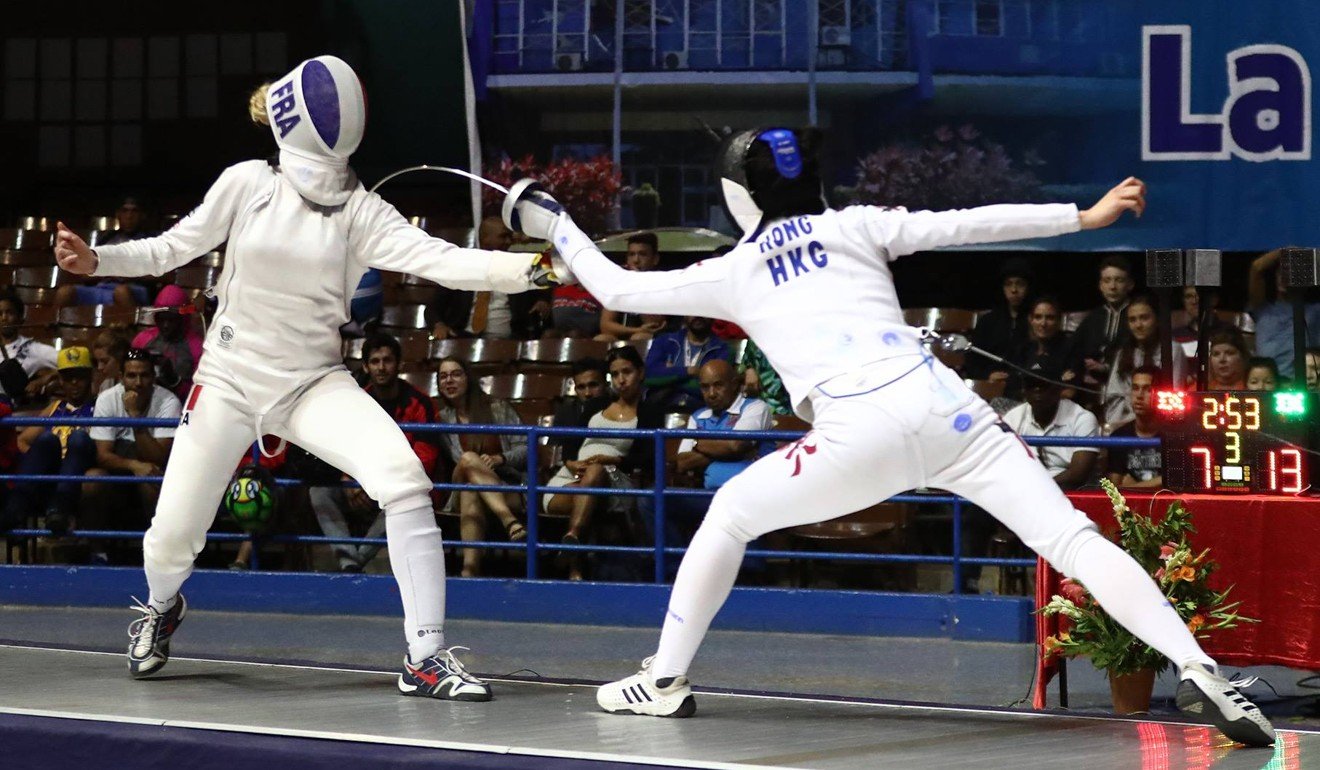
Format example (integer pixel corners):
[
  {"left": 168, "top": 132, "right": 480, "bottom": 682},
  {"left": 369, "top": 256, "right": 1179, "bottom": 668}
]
[{"left": 0, "top": 416, "right": 1159, "bottom": 590}]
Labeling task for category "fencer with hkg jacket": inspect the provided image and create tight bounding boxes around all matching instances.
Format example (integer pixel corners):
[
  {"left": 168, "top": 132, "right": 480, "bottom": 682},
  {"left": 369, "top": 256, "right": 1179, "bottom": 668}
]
[{"left": 87, "top": 56, "right": 536, "bottom": 693}]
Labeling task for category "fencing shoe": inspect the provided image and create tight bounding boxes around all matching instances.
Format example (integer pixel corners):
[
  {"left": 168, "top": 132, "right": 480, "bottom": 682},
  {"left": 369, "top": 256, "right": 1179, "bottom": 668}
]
[
  {"left": 127, "top": 594, "right": 187, "bottom": 678},
  {"left": 1176, "top": 663, "right": 1275, "bottom": 747},
  {"left": 398, "top": 647, "right": 492, "bottom": 702},
  {"left": 597, "top": 656, "right": 696, "bottom": 717}
]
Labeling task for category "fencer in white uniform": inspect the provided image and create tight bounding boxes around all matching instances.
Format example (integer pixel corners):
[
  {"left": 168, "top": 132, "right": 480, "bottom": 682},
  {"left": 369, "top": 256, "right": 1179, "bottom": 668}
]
[
  {"left": 505, "top": 128, "right": 1275, "bottom": 746},
  {"left": 54, "top": 56, "right": 550, "bottom": 701}
]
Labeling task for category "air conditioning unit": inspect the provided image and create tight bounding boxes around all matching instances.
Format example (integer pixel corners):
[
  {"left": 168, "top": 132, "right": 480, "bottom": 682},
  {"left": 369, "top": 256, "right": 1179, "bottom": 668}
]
[
  {"left": 556, "top": 52, "right": 583, "bottom": 72},
  {"left": 819, "top": 26, "right": 851, "bottom": 47},
  {"left": 662, "top": 50, "right": 688, "bottom": 70}
]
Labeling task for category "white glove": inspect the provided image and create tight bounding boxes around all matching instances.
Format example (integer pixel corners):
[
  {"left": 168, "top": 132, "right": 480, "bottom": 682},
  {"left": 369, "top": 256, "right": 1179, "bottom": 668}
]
[
  {"left": 528, "top": 248, "right": 577, "bottom": 288},
  {"left": 503, "top": 178, "right": 564, "bottom": 241}
]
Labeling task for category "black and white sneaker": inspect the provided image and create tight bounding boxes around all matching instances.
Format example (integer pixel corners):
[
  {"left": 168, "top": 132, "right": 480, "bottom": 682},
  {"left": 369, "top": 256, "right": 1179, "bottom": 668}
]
[
  {"left": 397, "top": 647, "right": 492, "bottom": 702},
  {"left": 127, "top": 595, "right": 187, "bottom": 678},
  {"left": 1176, "top": 663, "right": 1275, "bottom": 747},
  {"left": 596, "top": 656, "right": 696, "bottom": 717}
]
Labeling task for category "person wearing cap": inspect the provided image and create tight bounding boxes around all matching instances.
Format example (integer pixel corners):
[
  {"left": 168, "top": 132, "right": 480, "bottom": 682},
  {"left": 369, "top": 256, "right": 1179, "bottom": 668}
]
[
  {"left": 999, "top": 360, "right": 1100, "bottom": 490},
  {"left": 132, "top": 285, "right": 204, "bottom": 401},
  {"left": 52, "top": 55, "right": 555, "bottom": 698},
  {"left": 966, "top": 257, "right": 1034, "bottom": 380},
  {"left": 1, "top": 346, "right": 98, "bottom": 537}
]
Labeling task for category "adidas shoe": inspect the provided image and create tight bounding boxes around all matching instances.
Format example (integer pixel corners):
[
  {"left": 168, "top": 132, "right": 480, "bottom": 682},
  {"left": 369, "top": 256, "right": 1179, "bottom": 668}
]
[
  {"left": 127, "top": 595, "right": 187, "bottom": 678},
  {"left": 596, "top": 656, "right": 696, "bottom": 717},
  {"left": 397, "top": 647, "right": 492, "bottom": 702},
  {"left": 1176, "top": 663, "right": 1275, "bottom": 747}
]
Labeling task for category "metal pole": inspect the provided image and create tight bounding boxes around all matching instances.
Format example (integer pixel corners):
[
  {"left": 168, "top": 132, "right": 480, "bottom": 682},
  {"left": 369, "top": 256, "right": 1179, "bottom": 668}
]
[
  {"left": 807, "top": 0, "right": 819, "bottom": 125},
  {"left": 951, "top": 497, "right": 963, "bottom": 594},
  {"left": 525, "top": 426, "right": 540, "bottom": 579},
  {"left": 653, "top": 433, "right": 667, "bottom": 583},
  {"left": 612, "top": 0, "right": 623, "bottom": 171}
]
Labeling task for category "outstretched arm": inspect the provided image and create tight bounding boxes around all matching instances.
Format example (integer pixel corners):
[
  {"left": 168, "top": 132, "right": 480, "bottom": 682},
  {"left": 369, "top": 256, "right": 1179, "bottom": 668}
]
[{"left": 873, "top": 177, "right": 1147, "bottom": 259}]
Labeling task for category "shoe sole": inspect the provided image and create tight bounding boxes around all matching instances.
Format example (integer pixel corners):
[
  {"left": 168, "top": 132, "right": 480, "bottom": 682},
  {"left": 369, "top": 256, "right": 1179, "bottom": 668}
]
[
  {"left": 1175, "top": 679, "right": 1274, "bottom": 747},
  {"left": 397, "top": 676, "right": 493, "bottom": 702},
  {"left": 603, "top": 694, "right": 697, "bottom": 718}
]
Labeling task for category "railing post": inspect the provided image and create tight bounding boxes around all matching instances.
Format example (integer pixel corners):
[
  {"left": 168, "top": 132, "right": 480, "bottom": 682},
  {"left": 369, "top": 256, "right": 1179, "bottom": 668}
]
[
  {"left": 951, "top": 497, "right": 963, "bottom": 596},
  {"left": 525, "top": 425, "right": 540, "bottom": 579},
  {"left": 653, "top": 432, "right": 666, "bottom": 584},
  {"left": 249, "top": 535, "right": 260, "bottom": 570}
]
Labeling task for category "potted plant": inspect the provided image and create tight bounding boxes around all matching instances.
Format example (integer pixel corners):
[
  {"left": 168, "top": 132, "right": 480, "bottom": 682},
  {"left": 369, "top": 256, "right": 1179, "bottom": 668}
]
[{"left": 1038, "top": 480, "right": 1257, "bottom": 714}]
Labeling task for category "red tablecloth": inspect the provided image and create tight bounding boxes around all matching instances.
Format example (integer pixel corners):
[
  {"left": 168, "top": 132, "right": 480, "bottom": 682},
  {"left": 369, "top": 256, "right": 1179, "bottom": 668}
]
[{"left": 1033, "top": 491, "right": 1320, "bottom": 709}]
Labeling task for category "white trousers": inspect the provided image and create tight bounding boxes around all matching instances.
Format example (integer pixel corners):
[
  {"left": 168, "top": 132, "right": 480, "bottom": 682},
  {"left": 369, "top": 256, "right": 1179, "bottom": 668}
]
[{"left": 143, "top": 368, "right": 434, "bottom": 592}]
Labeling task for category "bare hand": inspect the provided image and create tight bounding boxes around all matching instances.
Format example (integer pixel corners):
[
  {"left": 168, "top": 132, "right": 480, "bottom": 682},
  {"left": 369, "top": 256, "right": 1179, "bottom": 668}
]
[
  {"left": 1079, "top": 177, "right": 1146, "bottom": 230},
  {"left": 565, "top": 459, "right": 587, "bottom": 475},
  {"left": 122, "top": 389, "right": 147, "bottom": 417},
  {"left": 480, "top": 453, "right": 503, "bottom": 469},
  {"left": 131, "top": 461, "right": 160, "bottom": 477},
  {"left": 55, "top": 222, "right": 99, "bottom": 275},
  {"left": 346, "top": 482, "right": 373, "bottom": 512},
  {"left": 431, "top": 323, "right": 454, "bottom": 341}
]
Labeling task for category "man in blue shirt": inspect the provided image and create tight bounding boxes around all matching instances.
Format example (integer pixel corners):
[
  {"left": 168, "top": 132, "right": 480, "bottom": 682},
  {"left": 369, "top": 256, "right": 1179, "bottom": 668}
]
[
  {"left": 1249, "top": 249, "right": 1320, "bottom": 379},
  {"left": 644, "top": 316, "right": 729, "bottom": 411}
]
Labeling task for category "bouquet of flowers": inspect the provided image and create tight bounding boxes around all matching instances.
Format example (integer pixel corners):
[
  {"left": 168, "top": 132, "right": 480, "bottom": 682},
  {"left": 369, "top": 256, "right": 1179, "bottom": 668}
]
[{"left": 1037, "top": 480, "right": 1257, "bottom": 676}]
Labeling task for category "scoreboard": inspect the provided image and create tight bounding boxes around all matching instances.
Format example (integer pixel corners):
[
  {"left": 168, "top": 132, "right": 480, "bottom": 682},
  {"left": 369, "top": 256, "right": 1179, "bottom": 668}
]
[{"left": 1158, "top": 390, "right": 1315, "bottom": 494}]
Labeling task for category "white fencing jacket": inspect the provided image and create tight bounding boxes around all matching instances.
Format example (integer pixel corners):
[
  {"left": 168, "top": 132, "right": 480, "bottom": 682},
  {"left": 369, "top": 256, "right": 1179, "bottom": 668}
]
[
  {"left": 553, "top": 203, "right": 1081, "bottom": 420},
  {"left": 93, "top": 160, "right": 536, "bottom": 414}
]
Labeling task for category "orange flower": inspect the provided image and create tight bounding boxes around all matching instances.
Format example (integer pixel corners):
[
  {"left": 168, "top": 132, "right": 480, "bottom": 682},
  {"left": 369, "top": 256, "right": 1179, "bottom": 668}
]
[
  {"left": 1174, "top": 566, "right": 1198, "bottom": 582},
  {"left": 1043, "top": 635, "right": 1062, "bottom": 655},
  {"left": 1187, "top": 614, "right": 1206, "bottom": 633}
]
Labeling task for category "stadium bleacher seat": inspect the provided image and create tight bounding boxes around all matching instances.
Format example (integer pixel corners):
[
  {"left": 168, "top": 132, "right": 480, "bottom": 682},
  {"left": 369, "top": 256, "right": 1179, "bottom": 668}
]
[
  {"left": 902, "top": 308, "right": 978, "bottom": 333},
  {"left": 378, "top": 303, "right": 428, "bottom": 335},
  {"left": 518, "top": 338, "right": 610, "bottom": 376},
  {"left": 429, "top": 338, "right": 519, "bottom": 375}
]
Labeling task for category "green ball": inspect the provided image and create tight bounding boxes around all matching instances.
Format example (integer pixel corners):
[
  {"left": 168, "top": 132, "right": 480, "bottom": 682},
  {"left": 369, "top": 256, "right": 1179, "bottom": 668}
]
[{"left": 225, "top": 474, "right": 276, "bottom": 533}]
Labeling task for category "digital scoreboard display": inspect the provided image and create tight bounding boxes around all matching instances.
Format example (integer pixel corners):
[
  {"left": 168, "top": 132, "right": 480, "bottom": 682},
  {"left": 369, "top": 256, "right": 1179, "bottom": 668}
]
[{"left": 1158, "top": 390, "right": 1316, "bottom": 494}]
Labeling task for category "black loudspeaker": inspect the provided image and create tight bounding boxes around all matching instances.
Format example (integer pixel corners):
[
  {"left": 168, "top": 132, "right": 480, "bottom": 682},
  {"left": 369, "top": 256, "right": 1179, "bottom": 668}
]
[
  {"left": 1281, "top": 247, "right": 1320, "bottom": 288},
  {"left": 1144, "top": 249, "right": 1222, "bottom": 287}
]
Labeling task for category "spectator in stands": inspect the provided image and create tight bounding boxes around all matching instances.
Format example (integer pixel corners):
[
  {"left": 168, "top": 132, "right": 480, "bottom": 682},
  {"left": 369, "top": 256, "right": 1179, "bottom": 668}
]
[
  {"left": 1071, "top": 255, "right": 1135, "bottom": 390},
  {"left": 2, "top": 347, "right": 97, "bottom": 537},
  {"left": 669, "top": 359, "right": 773, "bottom": 539},
  {"left": 1307, "top": 348, "right": 1320, "bottom": 391},
  {"left": 53, "top": 196, "right": 152, "bottom": 308},
  {"left": 0, "top": 287, "right": 59, "bottom": 405},
  {"left": 309, "top": 334, "right": 439, "bottom": 573},
  {"left": 83, "top": 348, "right": 181, "bottom": 531},
  {"left": 548, "top": 357, "right": 609, "bottom": 466},
  {"left": 427, "top": 217, "right": 552, "bottom": 341},
  {"left": 1004, "top": 296, "right": 1079, "bottom": 399},
  {"left": 1248, "top": 248, "right": 1320, "bottom": 379},
  {"left": 91, "top": 327, "right": 131, "bottom": 394},
  {"left": 740, "top": 339, "right": 790, "bottom": 415},
  {"left": 1103, "top": 295, "right": 1188, "bottom": 428},
  {"left": 1106, "top": 366, "right": 1162, "bottom": 489},
  {"left": 132, "top": 285, "right": 203, "bottom": 402},
  {"left": 433, "top": 356, "right": 529, "bottom": 577},
  {"left": 544, "top": 345, "right": 662, "bottom": 580},
  {"left": 967, "top": 257, "right": 1034, "bottom": 380},
  {"left": 1172, "top": 286, "right": 1227, "bottom": 352},
  {"left": 1206, "top": 328, "right": 1249, "bottom": 390},
  {"left": 550, "top": 248, "right": 603, "bottom": 338},
  {"left": 1002, "top": 360, "right": 1100, "bottom": 490},
  {"left": 1245, "top": 357, "right": 1279, "bottom": 391},
  {"left": 596, "top": 232, "right": 670, "bottom": 342},
  {"left": 644, "top": 316, "right": 730, "bottom": 411}
]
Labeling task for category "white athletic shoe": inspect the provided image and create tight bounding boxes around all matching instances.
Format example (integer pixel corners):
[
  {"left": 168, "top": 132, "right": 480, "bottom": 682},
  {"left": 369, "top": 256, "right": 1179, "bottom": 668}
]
[
  {"left": 596, "top": 656, "right": 696, "bottom": 717},
  {"left": 1176, "top": 663, "right": 1275, "bottom": 747}
]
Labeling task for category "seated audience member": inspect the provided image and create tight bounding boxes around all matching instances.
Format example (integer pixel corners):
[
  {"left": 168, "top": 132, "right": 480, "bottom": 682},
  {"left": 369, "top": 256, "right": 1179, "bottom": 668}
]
[
  {"left": 53, "top": 196, "right": 153, "bottom": 308},
  {"left": 550, "top": 266, "right": 603, "bottom": 339},
  {"left": 596, "top": 232, "right": 671, "bottom": 343},
  {"left": 132, "top": 285, "right": 203, "bottom": 402},
  {"left": 1002, "top": 361, "right": 1100, "bottom": 490},
  {"left": 644, "top": 316, "right": 729, "bottom": 412},
  {"left": 1106, "top": 366, "right": 1163, "bottom": 489},
  {"left": 1172, "top": 286, "right": 1227, "bottom": 354},
  {"left": 428, "top": 217, "right": 551, "bottom": 341},
  {"left": 91, "top": 327, "right": 132, "bottom": 394},
  {"left": 2, "top": 347, "right": 97, "bottom": 536},
  {"left": 740, "top": 339, "right": 790, "bottom": 415},
  {"left": 1070, "top": 255, "right": 1136, "bottom": 390},
  {"left": 435, "top": 356, "right": 528, "bottom": 577},
  {"left": 83, "top": 348, "right": 181, "bottom": 532},
  {"left": 1245, "top": 357, "right": 1278, "bottom": 392},
  {"left": 1248, "top": 249, "right": 1320, "bottom": 378},
  {"left": 544, "top": 345, "right": 661, "bottom": 580},
  {"left": 311, "top": 334, "right": 438, "bottom": 573},
  {"left": 1103, "top": 295, "right": 1188, "bottom": 428},
  {"left": 967, "top": 257, "right": 1034, "bottom": 380},
  {"left": 0, "top": 287, "right": 59, "bottom": 405},
  {"left": 1206, "top": 328, "right": 1249, "bottom": 390},
  {"left": 1306, "top": 347, "right": 1320, "bottom": 391},
  {"left": 669, "top": 359, "right": 773, "bottom": 538},
  {"left": 1006, "top": 295, "right": 1080, "bottom": 399},
  {"left": 549, "top": 358, "right": 609, "bottom": 464}
]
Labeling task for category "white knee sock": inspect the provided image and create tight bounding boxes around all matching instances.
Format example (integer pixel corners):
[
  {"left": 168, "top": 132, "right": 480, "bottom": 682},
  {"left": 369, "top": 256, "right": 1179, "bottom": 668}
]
[
  {"left": 651, "top": 523, "right": 746, "bottom": 681},
  {"left": 1068, "top": 535, "right": 1215, "bottom": 672},
  {"left": 386, "top": 505, "right": 447, "bottom": 662}
]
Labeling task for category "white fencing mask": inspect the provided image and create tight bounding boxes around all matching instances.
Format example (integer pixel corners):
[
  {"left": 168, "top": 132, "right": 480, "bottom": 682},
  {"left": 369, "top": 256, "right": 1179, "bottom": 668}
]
[{"left": 265, "top": 55, "right": 366, "bottom": 206}]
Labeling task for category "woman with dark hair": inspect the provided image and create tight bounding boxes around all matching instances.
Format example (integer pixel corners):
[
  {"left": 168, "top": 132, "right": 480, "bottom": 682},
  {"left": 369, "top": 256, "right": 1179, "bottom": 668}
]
[
  {"left": 434, "top": 356, "right": 528, "bottom": 577},
  {"left": 1103, "top": 294, "right": 1189, "bottom": 427},
  {"left": 1206, "top": 329, "right": 1249, "bottom": 390},
  {"left": 543, "top": 344, "right": 661, "bottom": 580}
]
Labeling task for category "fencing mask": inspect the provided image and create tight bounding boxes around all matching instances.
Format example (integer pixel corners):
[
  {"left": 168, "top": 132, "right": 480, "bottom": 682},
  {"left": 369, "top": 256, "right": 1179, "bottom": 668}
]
[
  {"left": 715, "top": 127, "right": 823, "bottom": 237},
  {"left": 265, "top": 55, "right": 366, "bottom": 206}
]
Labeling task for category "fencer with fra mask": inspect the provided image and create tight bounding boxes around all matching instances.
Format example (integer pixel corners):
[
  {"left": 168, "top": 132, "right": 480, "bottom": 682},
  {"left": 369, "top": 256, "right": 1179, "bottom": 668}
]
[
  {"left": 504, "top": 128, "right": 1275, "bottom": 746},
  {"left": 54, "top": 55, "right": 555, "bottom": 701}
]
